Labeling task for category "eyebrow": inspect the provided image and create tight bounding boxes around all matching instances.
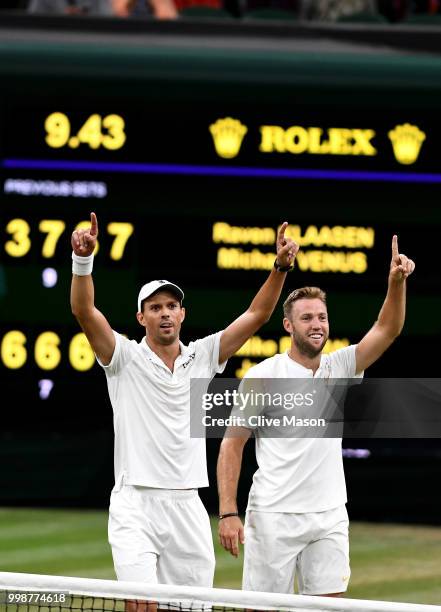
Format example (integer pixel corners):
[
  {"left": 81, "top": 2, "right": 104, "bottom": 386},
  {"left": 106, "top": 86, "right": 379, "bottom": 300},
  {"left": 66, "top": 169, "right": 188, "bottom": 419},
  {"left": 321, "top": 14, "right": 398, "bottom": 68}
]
[{"left": 148, "top": 300, "right": 179, "bottom": 306}]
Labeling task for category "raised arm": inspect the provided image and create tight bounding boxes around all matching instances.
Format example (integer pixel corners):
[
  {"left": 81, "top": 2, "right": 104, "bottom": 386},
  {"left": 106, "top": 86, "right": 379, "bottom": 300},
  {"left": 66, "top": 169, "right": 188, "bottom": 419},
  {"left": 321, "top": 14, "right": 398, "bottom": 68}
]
[
  {"left": 217, "top": 430, "right": 251, "bottom": 557},
  {"left": 219, "top": 222, "right": 299, "bottom": 364},
  {"left": 70, "top": 212, "right": 115, "bottom": 365},
  {"left": 355, "top": 235, "right": 415, "bottom": 373}
]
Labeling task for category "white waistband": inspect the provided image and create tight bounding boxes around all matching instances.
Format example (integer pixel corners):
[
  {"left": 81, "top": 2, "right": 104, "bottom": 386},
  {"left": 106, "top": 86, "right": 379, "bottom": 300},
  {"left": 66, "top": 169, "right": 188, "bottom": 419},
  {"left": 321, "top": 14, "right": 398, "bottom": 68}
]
[{"left": 124, "top": 486, "right": 198, "bottom": 500}]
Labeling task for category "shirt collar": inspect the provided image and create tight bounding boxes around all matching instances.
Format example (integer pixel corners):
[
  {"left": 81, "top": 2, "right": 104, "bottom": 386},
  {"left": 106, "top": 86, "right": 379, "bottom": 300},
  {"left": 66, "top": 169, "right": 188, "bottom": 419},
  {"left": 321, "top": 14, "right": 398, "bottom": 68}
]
[
  {"left": 283, "top": 350, "right": 324, "bottom": 376},
  {"left": 140, "top": 337, "right": 190, "bottom": 369}
]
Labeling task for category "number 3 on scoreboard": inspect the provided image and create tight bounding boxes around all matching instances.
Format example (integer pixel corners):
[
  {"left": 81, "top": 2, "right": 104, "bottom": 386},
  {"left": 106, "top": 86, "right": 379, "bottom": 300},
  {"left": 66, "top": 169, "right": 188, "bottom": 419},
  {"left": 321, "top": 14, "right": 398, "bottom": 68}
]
[
  {"left": 102, "top": 114, "right": 126, "bottom": 151},
  {"left": 5, "top": 219, "right": 31, "bottom": 257}
]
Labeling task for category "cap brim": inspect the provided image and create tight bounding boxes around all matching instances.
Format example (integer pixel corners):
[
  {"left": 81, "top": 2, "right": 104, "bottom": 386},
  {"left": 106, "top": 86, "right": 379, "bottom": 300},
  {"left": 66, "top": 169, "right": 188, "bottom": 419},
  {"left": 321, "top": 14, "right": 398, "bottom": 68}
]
[{"left": 138, "top": 283, "right": 184, "bottom": 311}]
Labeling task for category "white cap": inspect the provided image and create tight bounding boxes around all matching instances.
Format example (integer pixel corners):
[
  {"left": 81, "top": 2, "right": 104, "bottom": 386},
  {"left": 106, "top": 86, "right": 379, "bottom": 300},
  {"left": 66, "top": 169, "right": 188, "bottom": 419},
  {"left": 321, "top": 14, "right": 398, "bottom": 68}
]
[{"left": 137, "top": 280, "right": 184, "bottom": 312}]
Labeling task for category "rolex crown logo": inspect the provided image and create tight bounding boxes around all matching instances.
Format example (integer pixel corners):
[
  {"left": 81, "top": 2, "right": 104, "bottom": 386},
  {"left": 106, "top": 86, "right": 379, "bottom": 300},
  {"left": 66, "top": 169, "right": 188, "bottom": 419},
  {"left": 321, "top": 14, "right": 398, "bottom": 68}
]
[
  {"left": 388, "top": 123, "right": 426, "bottom": 165},
  {"left": 209, "top": 117, "right": 248, "bottom": 159}
]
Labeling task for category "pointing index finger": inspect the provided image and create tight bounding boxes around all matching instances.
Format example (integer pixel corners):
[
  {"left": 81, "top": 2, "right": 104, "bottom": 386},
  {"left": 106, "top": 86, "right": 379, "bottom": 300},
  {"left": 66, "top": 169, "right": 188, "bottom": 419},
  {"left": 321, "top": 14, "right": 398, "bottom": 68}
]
[
  {"left": 90, "top": 212, "right": 98, "bottom": 236},
  {"left": 277, "top": 221, "right": 288, "bottom": 241},
  {"left": 391, "top": 234, "right": 399, "bottom": 261}
]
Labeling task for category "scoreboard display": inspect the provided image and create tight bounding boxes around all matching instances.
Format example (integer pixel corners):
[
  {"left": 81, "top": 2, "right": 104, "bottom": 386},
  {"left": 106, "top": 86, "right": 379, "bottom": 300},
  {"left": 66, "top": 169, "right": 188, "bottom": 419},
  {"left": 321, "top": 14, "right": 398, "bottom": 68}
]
[{"left": 1, "top": 31, "right": 440, "bottom": 516}]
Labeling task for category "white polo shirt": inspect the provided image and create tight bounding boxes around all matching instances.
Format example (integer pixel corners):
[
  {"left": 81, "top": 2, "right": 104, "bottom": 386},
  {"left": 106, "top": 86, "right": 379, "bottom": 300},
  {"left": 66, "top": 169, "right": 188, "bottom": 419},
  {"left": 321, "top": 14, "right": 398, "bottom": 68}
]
[
  {"left": 243, "top": 345, "right": 362, "bottom": 513},
  {"left": 98, "top": 330, "right": 226, "bottom": 490}
]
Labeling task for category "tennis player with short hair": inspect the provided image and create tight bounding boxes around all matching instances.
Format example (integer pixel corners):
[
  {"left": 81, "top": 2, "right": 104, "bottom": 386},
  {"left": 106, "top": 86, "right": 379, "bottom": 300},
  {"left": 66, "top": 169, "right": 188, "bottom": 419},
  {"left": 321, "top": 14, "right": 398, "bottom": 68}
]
[
  {"left": 70, "top": 212, "right": 298, "bottom": 587},
  {"left": 217, "top": 236, "right": 415, "bottom": 597}
]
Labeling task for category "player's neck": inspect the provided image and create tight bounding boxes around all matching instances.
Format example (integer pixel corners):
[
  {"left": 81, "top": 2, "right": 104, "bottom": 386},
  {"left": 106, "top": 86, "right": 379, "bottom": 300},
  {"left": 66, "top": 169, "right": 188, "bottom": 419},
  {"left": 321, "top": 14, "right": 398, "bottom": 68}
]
[
  {"left": 288, "top": 345, "right": 321, "bottom": 374},
  {"left": 145, "top": 337, "right": 181, "bottom": 372}
]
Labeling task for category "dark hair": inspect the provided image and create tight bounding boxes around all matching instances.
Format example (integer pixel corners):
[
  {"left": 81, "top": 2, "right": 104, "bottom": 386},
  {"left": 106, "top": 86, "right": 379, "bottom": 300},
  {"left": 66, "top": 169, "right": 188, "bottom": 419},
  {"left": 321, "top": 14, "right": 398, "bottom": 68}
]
[{"left": 283, "top": 287, "right": 327, "bottom": 319}]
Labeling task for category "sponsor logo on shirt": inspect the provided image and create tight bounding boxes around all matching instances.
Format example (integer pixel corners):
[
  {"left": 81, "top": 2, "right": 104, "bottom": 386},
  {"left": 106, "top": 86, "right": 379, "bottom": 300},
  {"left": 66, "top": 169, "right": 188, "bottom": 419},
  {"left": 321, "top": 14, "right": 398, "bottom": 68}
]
[{"left": 182, "top": 352, "right": 196, "bottom": 368}]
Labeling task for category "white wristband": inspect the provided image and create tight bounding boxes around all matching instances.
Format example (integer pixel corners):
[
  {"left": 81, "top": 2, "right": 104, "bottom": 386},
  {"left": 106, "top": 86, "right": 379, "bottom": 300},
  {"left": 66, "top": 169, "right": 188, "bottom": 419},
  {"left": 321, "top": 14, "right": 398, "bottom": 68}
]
[{"left": 72, "top": 251, "right": 94, "bottom": 276}]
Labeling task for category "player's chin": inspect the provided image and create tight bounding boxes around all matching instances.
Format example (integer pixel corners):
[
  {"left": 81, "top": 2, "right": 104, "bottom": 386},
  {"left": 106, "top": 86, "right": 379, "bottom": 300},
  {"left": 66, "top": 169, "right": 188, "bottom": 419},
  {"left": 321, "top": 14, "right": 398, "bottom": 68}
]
[
  {"left": 158, "top": 330, "right": 178, "bottom": 345},
  {"left": 306, "top": 338, "right": 327, "bottom": 355},
  {"left": 318, "top": 338, "right": 328, "bottom": 353}
]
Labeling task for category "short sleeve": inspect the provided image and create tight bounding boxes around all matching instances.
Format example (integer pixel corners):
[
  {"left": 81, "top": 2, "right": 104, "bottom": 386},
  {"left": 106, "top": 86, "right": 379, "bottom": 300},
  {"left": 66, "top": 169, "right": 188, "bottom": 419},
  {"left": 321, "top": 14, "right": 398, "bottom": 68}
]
[
  {"left": 328, "top": 344, "right": 364, "bottom": 378},
  {"left": 241, "top": 375, "right": 267, "bottom": 430},
  {"left": 192, "top": 331, "right": 227, "bottom": 377},
  {"left": 227, "top": 362, "right": 267, "bottom": 431},
  {"left": 96, "top": 331, "right": 138, "bottom": 376}
]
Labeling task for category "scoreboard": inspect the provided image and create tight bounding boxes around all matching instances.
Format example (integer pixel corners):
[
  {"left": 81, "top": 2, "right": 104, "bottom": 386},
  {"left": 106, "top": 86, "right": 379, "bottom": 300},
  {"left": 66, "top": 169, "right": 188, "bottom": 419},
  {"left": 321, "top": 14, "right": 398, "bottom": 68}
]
[
  {"left": 1, "top": 29, "right": 441, "bottom": 515},
  {"left": 2, "top": 108, "right": 438, "bottom": 381},
  {"left": 1, "top": 100, "right": 439, "bottom": 381}
]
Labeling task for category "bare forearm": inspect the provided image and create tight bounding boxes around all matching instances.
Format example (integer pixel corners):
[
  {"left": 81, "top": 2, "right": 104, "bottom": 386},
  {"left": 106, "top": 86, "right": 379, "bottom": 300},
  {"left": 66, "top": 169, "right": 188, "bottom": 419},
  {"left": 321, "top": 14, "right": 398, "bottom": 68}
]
[
  {"left": 248, "top": 268, "right": 288, "bottom": 323},
  {"left": 71, "top": 274, "right": 95, "bottom": 318},
  {"left": 217, "top": 441, "right": 244, "bottom": 514},
  {"left": 218, "top": 226, "right": 297, "bottom": 362},
  {"left": 355, "top": 237, "right": 414, "bottom": 373},
  {"left": 376, "top": 278, "right": 406, "bottom": 338},
  {"left": 247, "top": 223, "right": 297, "bottom": 322}
]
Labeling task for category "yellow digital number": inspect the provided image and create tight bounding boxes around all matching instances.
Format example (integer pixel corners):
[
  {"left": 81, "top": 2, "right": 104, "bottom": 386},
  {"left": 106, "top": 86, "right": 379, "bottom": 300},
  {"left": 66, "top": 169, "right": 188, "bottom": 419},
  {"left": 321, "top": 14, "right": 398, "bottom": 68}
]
[
  {"left": 102, "top": 114, "right": 126, "bottom": 150},
  {"left": 75, "top": 221, "right": 99, "bottom": 254},
  {"left": 39, "top": 220, "right": 66, "bottom": 258},
  {"left": 77, "top": 114, "right": 102, "bottom": 149},
  {"left": 5, "top": 218, "right": 31, "bottom": 257},
  {"left": 45, "top": 112, "right": 126, "bottom": 150},
  {"left": 34, "top": 331, "right": 61, "bottom": 370},
  {"left": 107, "top": 222, "right": 134, "bottom": 260},
  {"left": 69, "top": 333, "right": 95, "bottom": 371},
  {"left": 1, "top": 331, "right": 27, "bottom": 369},
  {"left": 45, "top": 112, "right": 71, "bottom": 148}
]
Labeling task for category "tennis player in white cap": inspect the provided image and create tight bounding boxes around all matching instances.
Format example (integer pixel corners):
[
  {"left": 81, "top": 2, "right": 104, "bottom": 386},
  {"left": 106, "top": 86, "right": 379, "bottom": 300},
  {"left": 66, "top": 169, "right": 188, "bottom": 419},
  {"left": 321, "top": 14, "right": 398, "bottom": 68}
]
[{"left": 70, "top": 211, "right": 298, "bottom": 588}]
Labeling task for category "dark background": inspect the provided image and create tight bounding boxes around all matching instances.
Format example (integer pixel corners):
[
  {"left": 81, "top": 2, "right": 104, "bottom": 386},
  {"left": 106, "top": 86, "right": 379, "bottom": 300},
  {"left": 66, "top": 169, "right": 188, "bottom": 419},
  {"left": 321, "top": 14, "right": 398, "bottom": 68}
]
[{"left": 1, "top": 17, "right": 441, "bottom": 522}]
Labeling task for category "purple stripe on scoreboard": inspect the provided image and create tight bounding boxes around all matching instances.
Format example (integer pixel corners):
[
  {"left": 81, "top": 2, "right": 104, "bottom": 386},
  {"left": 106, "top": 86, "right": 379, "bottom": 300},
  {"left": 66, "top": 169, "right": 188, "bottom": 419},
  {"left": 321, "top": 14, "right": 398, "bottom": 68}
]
[{"left": 3, "top": 158, "right": 441, "bottom": 184}]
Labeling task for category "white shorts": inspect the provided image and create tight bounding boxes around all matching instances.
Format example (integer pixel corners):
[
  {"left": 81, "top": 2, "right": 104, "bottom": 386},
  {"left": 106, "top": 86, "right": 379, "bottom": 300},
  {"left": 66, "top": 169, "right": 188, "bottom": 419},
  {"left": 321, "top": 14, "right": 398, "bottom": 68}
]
[
  {"left": 243, "top": 505, "right": 350, "bottom": 595},
  {"left": 109, "top": 485, "right": 215, "bottom": 586}
]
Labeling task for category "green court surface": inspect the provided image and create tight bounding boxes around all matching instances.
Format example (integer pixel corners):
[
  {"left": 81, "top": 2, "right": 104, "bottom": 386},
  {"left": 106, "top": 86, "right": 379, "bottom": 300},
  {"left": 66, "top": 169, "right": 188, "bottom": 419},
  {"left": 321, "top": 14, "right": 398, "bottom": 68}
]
[{"left": 0, "top": 508, "right": 441, "bottom": 605}]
